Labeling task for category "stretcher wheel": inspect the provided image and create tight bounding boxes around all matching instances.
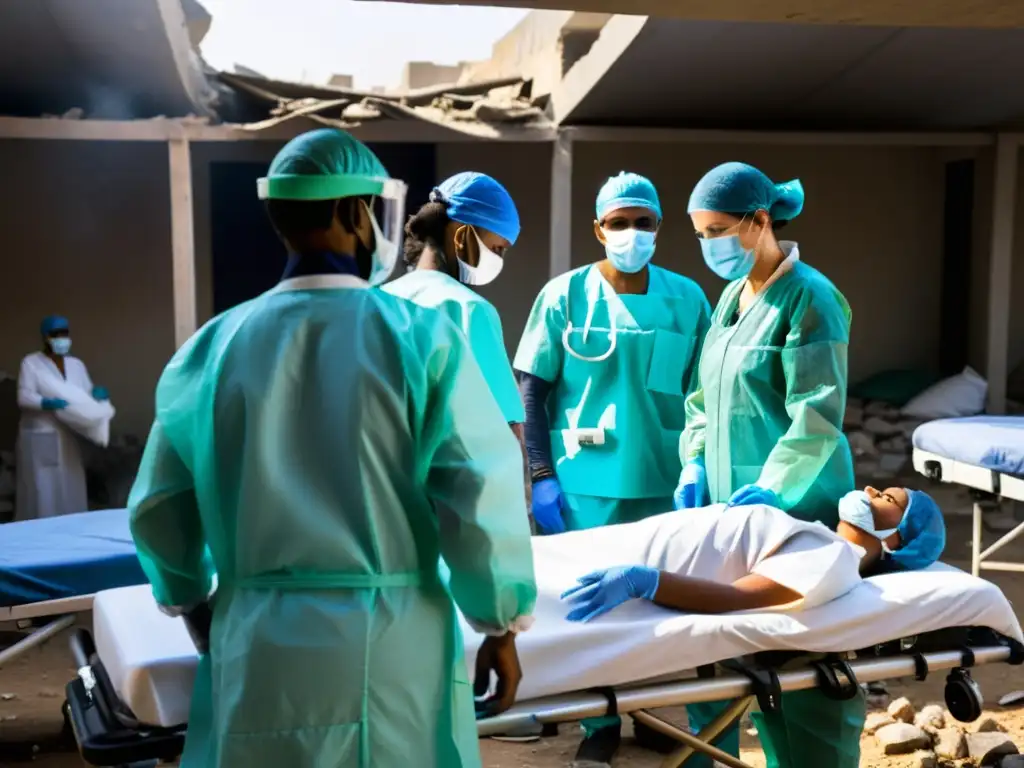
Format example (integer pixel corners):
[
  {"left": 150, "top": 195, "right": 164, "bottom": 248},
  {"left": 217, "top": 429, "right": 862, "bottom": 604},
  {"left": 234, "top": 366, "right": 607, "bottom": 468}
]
[{"left": 945, "top": 668, "right": 983, "bottom": 722}]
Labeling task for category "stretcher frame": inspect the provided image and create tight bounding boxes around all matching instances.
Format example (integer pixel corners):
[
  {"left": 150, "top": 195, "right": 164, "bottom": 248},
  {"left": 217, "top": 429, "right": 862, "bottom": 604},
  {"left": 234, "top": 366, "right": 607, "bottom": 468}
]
[
  {"left": 914, "top": 448, "right": 1024, "bottom": 576},
  {"left": 63, "top": 623, "right": 1023, "bottom": 768},
  {"left": 0, "top": 595, "right": 93, "bottom": 670}
]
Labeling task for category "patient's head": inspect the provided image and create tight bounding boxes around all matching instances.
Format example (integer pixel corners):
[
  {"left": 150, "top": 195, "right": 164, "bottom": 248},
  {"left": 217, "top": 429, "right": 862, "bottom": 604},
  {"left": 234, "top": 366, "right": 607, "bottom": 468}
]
[{"left": 836, "top": 486, "right": 946, "bottom": 571}]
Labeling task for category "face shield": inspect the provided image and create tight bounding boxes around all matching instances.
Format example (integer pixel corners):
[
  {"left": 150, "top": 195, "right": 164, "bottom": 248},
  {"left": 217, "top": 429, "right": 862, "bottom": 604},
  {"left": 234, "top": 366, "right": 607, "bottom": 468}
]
[{"left": 258, "top": 173, "right": 408, "bottom": 286}]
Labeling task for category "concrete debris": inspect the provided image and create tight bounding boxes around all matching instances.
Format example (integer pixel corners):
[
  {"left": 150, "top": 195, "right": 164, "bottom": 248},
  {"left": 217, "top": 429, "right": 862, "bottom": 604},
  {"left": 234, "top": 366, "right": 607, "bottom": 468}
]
[
  {"left": 999, "top": 691, "right": 1024, "bottom": 708},
  {"left": 915, "top": 705, "right": 947, "bottom": 732},
  {"left": 876, "top": 723, "right": 932, "bottom": 755},
  {"left": 933, "top": 728, "right": 967, "bottom": 760},
  {"left": 965, "top": 731, "right": 1018, "bottom": 763},
  {"left": 975, "top": 716, "right": 1008, "bottom": 733},
  {"left": 888, "top": 697, "right": 917, "bottom": 723},
  {"left": 865, "top": 711, "right": 897, "bottom": 735},
  {"left": 912, "top": 750, "right": 937, "bottom": 768}
]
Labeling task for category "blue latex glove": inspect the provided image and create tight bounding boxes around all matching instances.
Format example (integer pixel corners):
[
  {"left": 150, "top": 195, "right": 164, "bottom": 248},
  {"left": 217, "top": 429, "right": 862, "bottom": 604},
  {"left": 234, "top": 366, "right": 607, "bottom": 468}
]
[
  {"left": 727, "top": 484, "right": 782, "bottom": 509},
  {"left": 562, "top": 565, "right": 661, "bottom": 623},
  {"left": 92, "top": 386, "right": 109, "bottom": 401},
  {"left": 673, "top": 457, "right": 708, "bottom": 510},
  {"left": 41, "top": 397, "right": 68, "bottom": 411},
  {"left": 531, "top": 477, "right": 566, "bottom": 534}
]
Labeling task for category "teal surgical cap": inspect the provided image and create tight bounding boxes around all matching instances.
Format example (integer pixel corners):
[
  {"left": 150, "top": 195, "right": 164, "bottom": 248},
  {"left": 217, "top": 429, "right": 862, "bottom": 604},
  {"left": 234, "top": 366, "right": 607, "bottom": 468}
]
[
  {"left": 41, "top": 315, "right": 69, "bottom": 336},
  {"left": 890, "top": 489, "right": 946, "bottom": 571},
  {"left": 688, "top": 162, "right": 805, "bottom": 223},
  {"left": 258, "top": 128, "right": 391, "bottom": 201},
  {"left": 596, "top": 172, "right": 662, "bottom": 221},
  {"left": 430, "top": 172, "right": 520, "bottom": 245}
]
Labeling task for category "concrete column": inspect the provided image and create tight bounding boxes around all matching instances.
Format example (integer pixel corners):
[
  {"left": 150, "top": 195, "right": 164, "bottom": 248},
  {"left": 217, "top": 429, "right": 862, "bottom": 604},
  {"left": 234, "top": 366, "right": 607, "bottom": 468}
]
[
  {"left": 168, "top": 137, "right": 197, "bottom": 349},
  {"left": 550, "top": 129, "right": 574, "bottom": 278},
  {"left": 985, "top": 134, "right": 1018, "bottom": 413}
]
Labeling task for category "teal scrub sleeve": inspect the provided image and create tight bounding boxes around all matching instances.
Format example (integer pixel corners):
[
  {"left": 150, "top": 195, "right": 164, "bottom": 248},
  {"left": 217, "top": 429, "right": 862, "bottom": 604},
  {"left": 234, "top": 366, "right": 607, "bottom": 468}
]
[
  {"left": 465, "top": 299, "right": 525, "bottom": 423},
  {"left": 512, "top": 283, "right": 565, "bottom": 384},
  {"left": 423, "top": 325, "right": 537, "bottom": 631},
  {"left": 680, "top": 387, "right": 708, "bottom": 466},
  {"left": 684, "top": 295, "right": 712, "bottom": 398},
  {"left": 128, "top": 421, "right": 215, "bottom": 609},
  {"left": 756, "top": 286, "right": 853, "bottom": 511}
]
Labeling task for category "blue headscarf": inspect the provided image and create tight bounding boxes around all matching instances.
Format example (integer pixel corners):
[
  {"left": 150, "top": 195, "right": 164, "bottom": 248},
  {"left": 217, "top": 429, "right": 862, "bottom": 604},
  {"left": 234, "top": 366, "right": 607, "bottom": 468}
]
[
  {"left": 430, "top": 172, "right": 520, "bottom": 245},
  {"left": 688, "top": 162, "right": 805, "bottom": 223},
  {"left": 889, "top": 489, "right": 946, "bottom": 571},
  {"left": 595, "top": 172, "right": 661, "bottom": 222},
  {"left": 40, "top": 315, "right": 69, "bottom": 336}
]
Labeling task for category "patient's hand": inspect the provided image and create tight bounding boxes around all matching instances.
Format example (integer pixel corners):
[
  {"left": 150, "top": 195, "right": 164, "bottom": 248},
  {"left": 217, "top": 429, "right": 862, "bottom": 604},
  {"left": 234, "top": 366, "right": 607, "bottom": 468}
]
[{"left": 561, "top": 566, "right": 661, "bottom": 622}]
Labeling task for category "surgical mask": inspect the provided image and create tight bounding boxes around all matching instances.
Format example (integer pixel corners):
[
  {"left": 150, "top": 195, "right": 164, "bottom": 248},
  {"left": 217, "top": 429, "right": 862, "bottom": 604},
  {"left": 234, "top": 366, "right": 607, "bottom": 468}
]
[
  {"left": 838, "top": 490, "right": 899, "bottom": 540},
  {"left": 49, "top": 337, "right": 71, "bottom": 356},
  {"left": 602, "top": 228, "right": 656, "bottom": 274},
  {"left": 699, "top": 234, "right": 756, "bottom": 281},
  {"left": 458, "top": 229, "right": 504, "bottom": 286}
]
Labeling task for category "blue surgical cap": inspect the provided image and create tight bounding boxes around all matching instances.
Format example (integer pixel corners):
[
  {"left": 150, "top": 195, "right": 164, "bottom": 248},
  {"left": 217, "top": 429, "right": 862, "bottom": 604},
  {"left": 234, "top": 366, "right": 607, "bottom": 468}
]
[
  {"left": 41, "top": 315, "right": 69, "bottom": 336},
  {"left": 889, "top": 489, "right": 946, "bottom": 571},
  {"left": 430, "top": 172, "right": 520, "bottom": 245},
  {"left": 596, "top": 172, "right": 661, "bottom": 222},
  {"left": 688, "top": 162, "right": 805, "bottom": 223}
]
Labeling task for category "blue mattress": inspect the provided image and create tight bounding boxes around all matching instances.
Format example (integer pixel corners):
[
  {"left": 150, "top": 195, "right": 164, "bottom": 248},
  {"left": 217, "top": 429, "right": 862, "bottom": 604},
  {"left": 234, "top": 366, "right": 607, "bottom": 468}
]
[
  {"left": 0, "top": 509, "right": 146, "bottom": 608},
  {"left": 913, "top": 416, "right": 1024, "bottom": 477}
]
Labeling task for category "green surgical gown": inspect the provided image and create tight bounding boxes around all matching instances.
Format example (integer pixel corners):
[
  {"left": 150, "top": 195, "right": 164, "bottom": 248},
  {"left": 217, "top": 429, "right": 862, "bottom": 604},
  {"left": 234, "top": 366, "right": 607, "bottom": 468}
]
[
  {"left": 128, "top": 273, "right": 537, "bottom": 768},
  {"left": 514, "top": 263, "right": 710, "bottom": 529},
  {"left": 384, "top": 270, "right": 525, "bottom": 424},
  {"left": 681, "top": 258, "right": 854, "bottom": 527}
]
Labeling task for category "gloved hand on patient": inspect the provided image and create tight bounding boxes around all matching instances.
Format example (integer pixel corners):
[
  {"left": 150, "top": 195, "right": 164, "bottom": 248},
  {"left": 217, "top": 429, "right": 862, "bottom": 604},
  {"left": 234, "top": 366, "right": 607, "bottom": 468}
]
[
  {"left": 562, "top": 565, "right": 660, "bottom": 622},
  {"left": 532, "top": 477, "right": 567, "bottom": 534},
  {"left": 562, "top": 486, "right": 946, "bottom": 622},
  {"left": 673, "top": 458, "right": 708, "bottom": 509},
  {"left": 727, "top": 484, "right": 781, "bottom": 509}
]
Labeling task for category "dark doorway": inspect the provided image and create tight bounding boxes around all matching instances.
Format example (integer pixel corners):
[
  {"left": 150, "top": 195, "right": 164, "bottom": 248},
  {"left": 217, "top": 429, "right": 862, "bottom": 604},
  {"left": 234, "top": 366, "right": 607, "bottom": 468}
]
[
  {"left": 939, "top": 159, "right": 975, "bottom": 376},
  {"left": 210, "top": 143, "right": 437, "bottom": 315}
]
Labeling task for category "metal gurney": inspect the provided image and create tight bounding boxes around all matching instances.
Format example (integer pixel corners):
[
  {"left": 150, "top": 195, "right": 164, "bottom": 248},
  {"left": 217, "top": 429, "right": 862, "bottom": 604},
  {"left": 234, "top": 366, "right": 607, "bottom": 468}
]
[
  {"left": 63, "top": 548, "right": 1023, "bottom": 767},
  {"left": 0, "top": 510, "right": 146, "bottom": 673},
  {"left": 913, "top": 415, "right": 1024, "bottom": 576}
]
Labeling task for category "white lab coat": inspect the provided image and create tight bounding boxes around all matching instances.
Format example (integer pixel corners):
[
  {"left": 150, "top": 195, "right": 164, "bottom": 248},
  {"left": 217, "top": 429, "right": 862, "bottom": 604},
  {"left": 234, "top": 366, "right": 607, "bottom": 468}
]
[{"left": 15, "top": 352, "right": 94, "bottom": 521}]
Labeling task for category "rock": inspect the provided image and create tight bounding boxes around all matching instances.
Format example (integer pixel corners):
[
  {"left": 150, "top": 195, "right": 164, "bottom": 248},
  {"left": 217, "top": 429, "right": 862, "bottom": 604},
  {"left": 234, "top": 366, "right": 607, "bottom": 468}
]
[
  {"left": 913, "top": 751, "right": 937, "bottom": 768},
  {"left": 847, "top": 430, "right": 878, "bottom": 457},
  {"left": 999, "top": 691, "right": 1024, "bottom": 708},
  {"left": 934, "top": 728, "right": 968, "bottom": 760},
  {"left": 864, "top": 416, "right": 904, "bottom": 437},
  {"left": 997, "top": 756, "right": 1024, "bottom": 767},
  {"left": 877, "top": 452, "right": 909, "bottom": 476},
  {"left": 0, "top": 693, "right": 15, "bottom": 701},
  {"left": 878, "top": 434, "right": 910, "bottom": 453},
  {"left": 865, "top": 712, "right": 898, "bottom": 735},
  {"left": 975, "top": 716, "right": 1007, "bottom": 733},
  {"left": 915, "top": 705, "right": 947, "bottom": 732},
  {"left": 876, "top": 723, "right": 933, "bottom": 755},
  {"left": 889, "top": 697, "right": 917, "bottom": 723},
  {"left": 965, "top": 732, "right": 1018, "bottom": 763},
  {"left": 844, "top": 405, "right": 864, "bottom": 429}
]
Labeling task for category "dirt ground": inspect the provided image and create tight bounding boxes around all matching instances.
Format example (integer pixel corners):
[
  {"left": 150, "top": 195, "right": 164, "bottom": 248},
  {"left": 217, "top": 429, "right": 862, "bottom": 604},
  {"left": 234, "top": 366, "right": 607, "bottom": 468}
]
[{"left": 3, "top": 487, "right": 1024, "bottom": 767}]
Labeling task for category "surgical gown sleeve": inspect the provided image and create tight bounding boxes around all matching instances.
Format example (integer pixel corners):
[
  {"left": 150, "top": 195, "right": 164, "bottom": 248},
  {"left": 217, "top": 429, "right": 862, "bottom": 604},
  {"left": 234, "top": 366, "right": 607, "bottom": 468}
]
[
  {"left": 16, "top": 358, "right": 44, "bottom": 410},
  {"left": 465, "top": 299, "right": 525, "bottom": 424},
  {"left": 128, "top": 421, "right": 214, "bottom": 609},
  {"left": 685, "top": 296, "right": 712, "bottom": 398},
  {"left": 756, "top": 286, "right": 852, "bottom": 511},
  {"left": 423, "top": 328, "right": 537, "bottom": 631},
  {"left": 512, "top": 281, "right": 565, "bottom": 384}
]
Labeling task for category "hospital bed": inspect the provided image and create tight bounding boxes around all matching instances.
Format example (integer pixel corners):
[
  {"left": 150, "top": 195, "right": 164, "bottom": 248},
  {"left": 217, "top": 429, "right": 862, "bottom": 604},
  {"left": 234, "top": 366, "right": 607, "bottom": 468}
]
[
  {"left": 913, "top": 415, "right": 1024, "bottom": 576},
  {"left": 0, "top": 509, "right": 146, "bottom": 672},
  {"left": 64, "top": 562, "right": 1023, "bottom": 768}
]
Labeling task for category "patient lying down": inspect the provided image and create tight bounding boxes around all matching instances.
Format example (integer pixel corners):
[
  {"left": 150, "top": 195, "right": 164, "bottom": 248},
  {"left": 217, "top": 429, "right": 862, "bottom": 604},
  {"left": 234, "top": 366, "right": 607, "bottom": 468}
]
[{"left": 559, "top": 487, "right": 946, "bottom": 623}]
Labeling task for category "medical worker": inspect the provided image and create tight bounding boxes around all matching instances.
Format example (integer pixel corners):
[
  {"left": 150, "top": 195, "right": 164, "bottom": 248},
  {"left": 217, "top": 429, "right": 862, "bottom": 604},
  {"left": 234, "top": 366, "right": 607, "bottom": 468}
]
[
  {"left": 514, "top": 172, "right": 711, "bottom": 767},
  {"left": 15, "top": 315, "right": 108, "bottom": 521},
  {"left": 676, "top": 161, "right": 859, "bottom": 768},
  {"left": 128, "top": 129, "right": 537, "bottom": 768},
  {"left": 384, "top": 172, "right": 530, "bottom": 509}
]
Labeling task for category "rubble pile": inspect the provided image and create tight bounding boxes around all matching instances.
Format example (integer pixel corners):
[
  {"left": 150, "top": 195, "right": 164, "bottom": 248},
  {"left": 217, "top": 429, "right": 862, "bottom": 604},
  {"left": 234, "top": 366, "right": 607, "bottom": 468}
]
[
  {"left": 870, "top": 697, "right": 1021, "bottom": 767},
  {"left": 844, "top": 398, "right": 925, "bottom": 481}
]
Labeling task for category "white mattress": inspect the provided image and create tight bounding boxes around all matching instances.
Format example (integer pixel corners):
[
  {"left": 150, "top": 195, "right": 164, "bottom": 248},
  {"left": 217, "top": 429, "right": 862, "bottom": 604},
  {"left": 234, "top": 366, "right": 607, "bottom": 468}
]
[{"left": 94, "top": 564, "right": 1022, "bottom": 728}]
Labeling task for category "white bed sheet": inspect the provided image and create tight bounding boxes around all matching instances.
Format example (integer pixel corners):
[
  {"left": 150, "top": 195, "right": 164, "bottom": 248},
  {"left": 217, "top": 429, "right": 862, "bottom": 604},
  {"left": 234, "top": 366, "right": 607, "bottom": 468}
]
[{"left": 93, "top": 567, "right": 1021, "bottom": 728}]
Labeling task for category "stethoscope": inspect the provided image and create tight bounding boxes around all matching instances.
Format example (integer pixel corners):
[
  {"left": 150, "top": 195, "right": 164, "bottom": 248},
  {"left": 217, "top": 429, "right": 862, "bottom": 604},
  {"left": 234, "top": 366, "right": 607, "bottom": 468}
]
[{"left": 561, "top": 274, "right": 618, "bottom": 363}]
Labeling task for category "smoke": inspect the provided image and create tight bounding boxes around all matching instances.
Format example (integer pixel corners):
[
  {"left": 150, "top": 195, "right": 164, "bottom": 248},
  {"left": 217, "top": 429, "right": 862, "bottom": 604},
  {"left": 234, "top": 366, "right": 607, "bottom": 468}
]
[{"left": 82, "top": 83, "right": 140, "bottom": 120}]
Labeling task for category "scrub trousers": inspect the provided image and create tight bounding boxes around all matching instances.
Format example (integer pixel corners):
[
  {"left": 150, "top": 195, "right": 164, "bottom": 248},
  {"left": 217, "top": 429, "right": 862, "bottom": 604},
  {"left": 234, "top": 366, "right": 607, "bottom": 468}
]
[
  {"left": 566, "top": 493, "right": 675, "bottom": 749},
  {"left": 683, "top": 689, "right": 865, "bottom": 768}
]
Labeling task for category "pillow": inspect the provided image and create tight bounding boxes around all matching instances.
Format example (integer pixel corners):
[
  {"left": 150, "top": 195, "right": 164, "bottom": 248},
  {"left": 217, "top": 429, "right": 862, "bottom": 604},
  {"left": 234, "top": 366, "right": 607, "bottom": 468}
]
[{"left": 900, "top": 366, "right": 987, "bottom": 420}]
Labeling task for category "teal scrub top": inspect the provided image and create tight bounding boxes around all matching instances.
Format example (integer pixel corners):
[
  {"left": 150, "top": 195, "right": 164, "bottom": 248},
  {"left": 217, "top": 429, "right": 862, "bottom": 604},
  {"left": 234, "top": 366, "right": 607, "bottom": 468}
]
[{"left": 385, "top": 270, "right": 525, "bottom": 424}]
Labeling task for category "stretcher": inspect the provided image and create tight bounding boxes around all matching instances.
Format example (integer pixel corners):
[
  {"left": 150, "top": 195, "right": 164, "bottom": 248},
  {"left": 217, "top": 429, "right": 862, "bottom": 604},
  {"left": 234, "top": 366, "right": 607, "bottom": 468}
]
[
  {"left": 913, "top": 415, "right": 1024, "bottom": 576},
  {"left": 0, "top": 509, "right": 146, "bottom": 671},
  {"left": 64, "top": 561, "right": 1023, "bottom": 768}
]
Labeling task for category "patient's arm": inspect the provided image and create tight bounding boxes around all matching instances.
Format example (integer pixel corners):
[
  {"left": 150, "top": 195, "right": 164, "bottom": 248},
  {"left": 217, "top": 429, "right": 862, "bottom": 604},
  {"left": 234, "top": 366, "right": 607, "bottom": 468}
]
[{"left": 653, "top": 572, "right": 802, "bottom": 614}]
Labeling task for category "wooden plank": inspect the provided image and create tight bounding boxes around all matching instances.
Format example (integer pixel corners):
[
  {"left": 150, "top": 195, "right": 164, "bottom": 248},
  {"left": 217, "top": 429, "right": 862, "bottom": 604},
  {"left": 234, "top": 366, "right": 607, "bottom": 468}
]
[{"left": 169, "top": 137, "right": 197, "bottom": 349}]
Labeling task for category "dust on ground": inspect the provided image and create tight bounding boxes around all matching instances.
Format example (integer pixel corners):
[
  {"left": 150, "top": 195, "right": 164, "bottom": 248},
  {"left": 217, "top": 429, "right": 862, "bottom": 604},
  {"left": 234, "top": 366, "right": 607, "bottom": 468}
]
[{"left": 3, "top": 503, "right": 1024, "bottom": 767}]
